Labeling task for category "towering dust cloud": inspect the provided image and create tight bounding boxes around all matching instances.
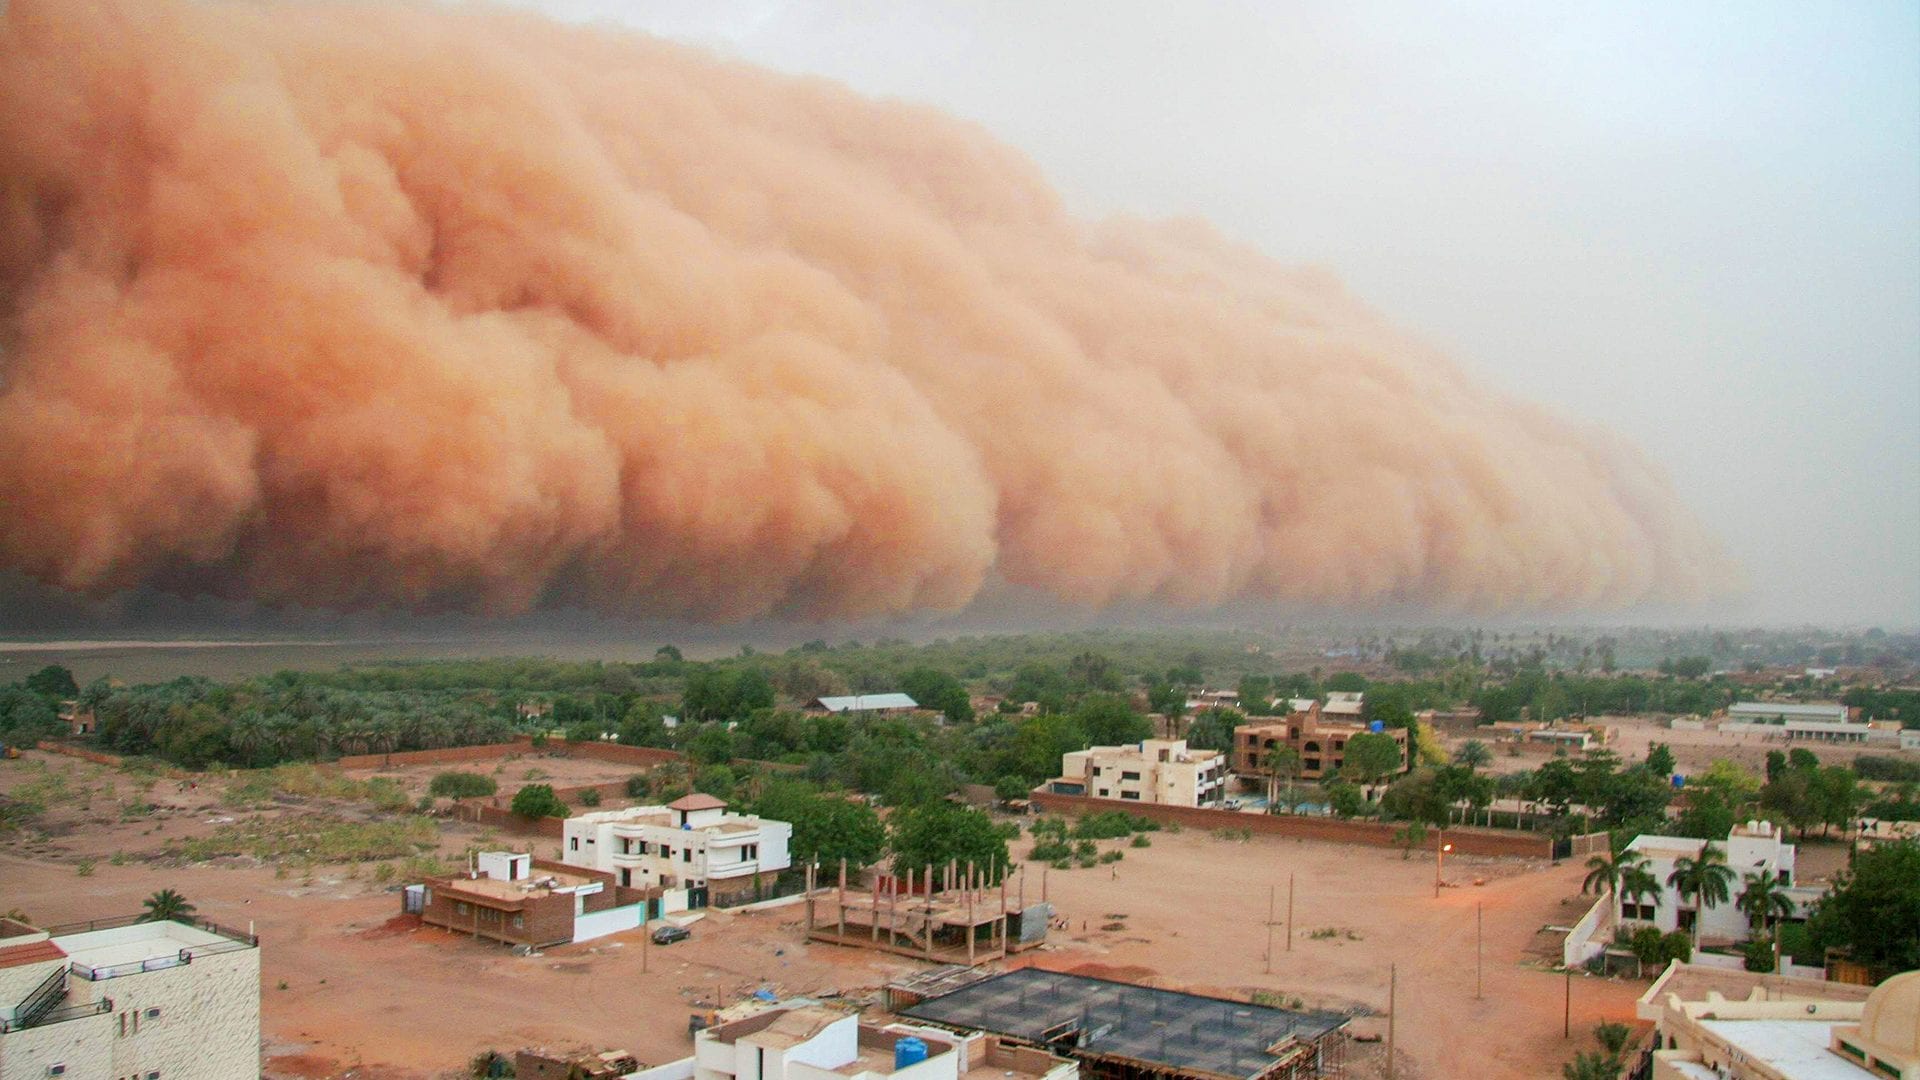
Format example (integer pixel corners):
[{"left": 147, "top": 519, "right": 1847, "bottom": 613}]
[{"left": 0, "top": 0, "right": 1736, "bottom": 621}]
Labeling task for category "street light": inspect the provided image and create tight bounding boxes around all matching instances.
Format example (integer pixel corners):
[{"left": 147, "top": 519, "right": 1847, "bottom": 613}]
[{"left": 1434, "top": 835, "right": 1453, "bottom": 898}]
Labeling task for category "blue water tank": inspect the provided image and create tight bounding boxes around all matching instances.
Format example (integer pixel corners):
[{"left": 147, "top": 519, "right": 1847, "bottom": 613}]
[
  {"left": 1369, "top": 720, "right": 1385, "bottom": 733},
  {"left": 894, "top": 1037, "right": 928, "bottom": 1069},
  {"left": 1671, "top": 774, "right": 1686, "bottom": 789}
]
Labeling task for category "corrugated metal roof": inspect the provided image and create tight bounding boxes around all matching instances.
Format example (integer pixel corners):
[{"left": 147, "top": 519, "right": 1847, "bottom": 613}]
[{"left": 812, "top": 693, "right": 919, "bottom": 712}]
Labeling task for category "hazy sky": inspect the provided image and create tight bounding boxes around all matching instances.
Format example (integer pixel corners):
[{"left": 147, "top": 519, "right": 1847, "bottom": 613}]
[{"left": 500, "top": 0, "right": 1920, "bottom": 628}]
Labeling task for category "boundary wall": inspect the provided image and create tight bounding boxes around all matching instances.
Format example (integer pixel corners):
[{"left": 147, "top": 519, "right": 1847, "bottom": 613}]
[{"left": 1029, "top": 791, "right": 1554, "bottom": 858}]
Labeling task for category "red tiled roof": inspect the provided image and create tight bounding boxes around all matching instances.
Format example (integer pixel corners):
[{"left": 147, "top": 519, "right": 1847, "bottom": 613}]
[
  {"left": 0, "top": 939, "right": 66, "bottom": 969},
  {"left": 667, "top": 793, "right": 727, "bottom": 811}
]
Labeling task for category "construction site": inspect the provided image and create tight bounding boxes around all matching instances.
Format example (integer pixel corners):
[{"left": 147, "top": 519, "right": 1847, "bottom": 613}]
[
  {"left": 896, "top": 968, "right": 1350, "bottom": 1080},
  {"left": 803, "top": 860, "right": 1054, "bottom": 966}
]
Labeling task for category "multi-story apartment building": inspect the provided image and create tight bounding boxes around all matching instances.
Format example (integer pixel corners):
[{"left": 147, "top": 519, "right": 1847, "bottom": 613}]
[
  {"left": 1634, "top": 962, "right": 1913, "bottom": 1080},
  {"left": 0, "top": 914, "right": 259, "bottom": 1080},
  {"left": 1233, "top": 711, "right": 1408, "bottom": 782},
  {"left": 562, "top": 795, "right": 792, "bottom": 904},
  {"left": 1049, "top": 739, "right": 1226, "bottom": 807}
]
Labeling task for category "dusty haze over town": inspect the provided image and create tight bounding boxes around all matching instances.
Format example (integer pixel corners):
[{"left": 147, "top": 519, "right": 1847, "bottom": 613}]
[{"left": 0, "top": 0, "right": 1914, "bottom": 633}]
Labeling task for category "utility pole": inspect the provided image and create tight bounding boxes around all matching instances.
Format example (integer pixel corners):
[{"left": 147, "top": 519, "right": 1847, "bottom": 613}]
[
  {"left": 1386, "top": 963, "right": 1397, "bottom": 1080},
  {"left": 1475, "top": 902, "right": 1483, "bottom": 1000},
  {"left": 1564, "top": 965, "right": 1572, "bottom": 1038},
  {"left": 1286, "top": 873, "right": 1295, "bottom": 952},
  {"left": 1265, "top": 883, "right": 1275, "bottom": 973}
]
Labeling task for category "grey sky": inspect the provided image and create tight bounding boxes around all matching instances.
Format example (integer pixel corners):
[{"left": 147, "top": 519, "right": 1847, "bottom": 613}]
[{"left": 514, "top": 0, "right": 1919, "bottom": 627}]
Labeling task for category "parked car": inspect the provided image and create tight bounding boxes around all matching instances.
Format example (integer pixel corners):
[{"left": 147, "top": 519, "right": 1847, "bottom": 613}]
[{"left": 652, "top": 924, "right": 690, "bottom": 945}]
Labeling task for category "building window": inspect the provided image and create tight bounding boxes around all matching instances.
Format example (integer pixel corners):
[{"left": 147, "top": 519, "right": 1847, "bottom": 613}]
[
  {"left": 511, "top": 915, "right": 525, "bottom": 929},
  {"left": 144, "top": 1007, "right": 160, "bottom": 1020},
  {"left": 683, "top": 848, "right": 692, "bottom": 863},
  {"left": 1122, "top": 771, "right": 1141, "bottom": 781},
  {"left": 1121, "top": 792, "right": 1141, "bottom": 801},
  {"left": 662, "top": 846, "right": 673, "bottom": 859},
  {"left": 1097, "top": 788, "right": 1109, "bottom": 798},
  {"left": 455, "top": 902, "right": 470, "bottom": 916},
  {"left": 743, "top": 844, "right": 757, "bottom": 860}
]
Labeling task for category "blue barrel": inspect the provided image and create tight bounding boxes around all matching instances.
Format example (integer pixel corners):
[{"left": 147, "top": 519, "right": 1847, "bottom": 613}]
[
  {"left": 895, "top": 1037, "right": 928, "bottom": 1069},
  {"left": 1369, "top": 720, "right": 1385, "bottom": 732},
  {"left": 1671, "top": 774, "right": 1686, "bottom": 789}
]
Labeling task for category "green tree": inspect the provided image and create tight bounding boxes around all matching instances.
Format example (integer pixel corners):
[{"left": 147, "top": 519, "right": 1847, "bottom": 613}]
[
  {"left": 510, "top": 784, "right": 569, "bottom": 819},
  {"left": 899, "top": 668, "right": 973, "bottom": 724},
  {"left": 1341, "top": 732, "right": 1404, "bottom": 786},
  {"left": 22, "top": 664, "right": 79, "bottom": 699},
  {"left": 756, "top": 782, "right": 886, "bottom": 869},
  {"left": 1806, "top": 839, "right": 1920, "bottom": 973},
  {"left": 141, "top": 888, "right": 197, "bottom": 923},
  {"left": 1184, "top": 709, "right": 1238, "bottom": 752},
  {"left": 1582, "top": 846, "right": 1648, "bottom": 897},
  {"left": 1736, "top": 871, "right": 1794, "bottom": 934},
  {"left": 428, "top": 772, "right": 497, "bottom": 799},
  {"left": 1326, "top": 779, "right": 1366, "bottom": 819},
  {"left": 1072, "top": 695, "right": 1151, "bottom": 747},
  {"left": 1667, "top": 843, "right": 1735, "bottom": 927},
  {"left": 1620, "top": 865, "right": 1660, "bottom": 920},
  {"left": 1455, "top": 739, "right": 1493, "bottom": 771},
  {"left": 888, "top": 802, "right": 1008, "bottom": 881},
  {"left": 1645, "top": 743, "right": 1676, "bottom": 778}
]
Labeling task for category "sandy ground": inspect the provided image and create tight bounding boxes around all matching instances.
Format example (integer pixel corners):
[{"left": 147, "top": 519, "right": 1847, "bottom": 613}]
[
  {"left": 3, "top": 751, "right": 1650, "bottom": 1079},
  {"left": 1454, "top": 714, "right": 1916, "bottom": 780},
  {"left": 341, "top": 751, "right": 657, "bottom": 803}
]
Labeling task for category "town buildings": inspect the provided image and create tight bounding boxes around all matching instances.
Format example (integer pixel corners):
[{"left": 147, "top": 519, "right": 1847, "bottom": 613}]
[
  {"left": 563, "top": 795, "right": 792, "bottom": 904},
  {"left": 1047, "top": 739, "right": 1226, "bottom": 807},
  {"left": 415, "top": 852, "right": 648, "bottom": 948},
  {"left": 686, "top": 1000, "right": 1075, "bottom": 1080},
  {"left": 1232, "top": 703, "right": 1409, "bottom": 782},
  {"left": 1720, "top": 702, "right": 1902, "bottom": 745},
  {"left": 0, "top": 914, "right": 260, "bottom": 1080},
  {"left": 1634, "top": 962, "right": 1915, "bottom": 1079},
  {"left": 1616, "top": 821, "right": 1821, "bottom": 945}
]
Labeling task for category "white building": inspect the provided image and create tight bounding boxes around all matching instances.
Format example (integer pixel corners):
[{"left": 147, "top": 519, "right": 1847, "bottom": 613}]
[
  {"left": 1635, "top": 963, "right": 1917, "bottom": 1080},
  {"left": 0, "top": 914, "right": 260, "bottom": 1080},
  {"left": 563, "top": 795, "right": 792, "bottom": 904},
  {"left": 1721, "top": 702, "right": 1898, "bottom": 745},
  {"left": 1049, "top": 739, "right": 1226, "bottom": 807},
  {"left": 808, "top": 695, "right": 918, "bottom": 715},
  {"left": 610, "top": 1000, "right": 1075, "bottom": 1080},
  {"left": 1323, "top": 692, "right": 1365, "bottom": 719},
  {"left": 1618, "top": 821, "right": 1820, "bottom": 944}
]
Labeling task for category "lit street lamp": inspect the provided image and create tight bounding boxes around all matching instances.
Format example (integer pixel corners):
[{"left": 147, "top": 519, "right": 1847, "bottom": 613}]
[{"left": 1434, "top": 835, "right": 1453, "bottom": 898}]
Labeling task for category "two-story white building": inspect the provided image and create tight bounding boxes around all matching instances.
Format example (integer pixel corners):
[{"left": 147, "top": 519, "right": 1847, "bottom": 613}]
[
  {"left": 562, "top": 795, "right": 792, "bottom": 905},
  {"left": 1617, "top": 821, "right": 1821, "bottom": 944},
  {"left": 1048, "top": 739, "right": 1226, "bottom": 807},
  {"left": 0, "top": 914, "right": 260, "bottom": 1080}
]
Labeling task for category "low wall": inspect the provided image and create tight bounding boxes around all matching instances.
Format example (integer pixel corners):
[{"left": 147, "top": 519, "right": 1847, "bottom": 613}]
[
  {"left": 454, "top": 802, "right": 566, "bottom": 839},
  {"left": 1028, "top": 792, "right": 1554, "bottom": 858},
  {"left": 1687, "top": 948, "right": 1827, "bottom": 981},
  {"left": 35, "top": 741, "right": 125, "bottom": 767},
  {"left": 573, "top": 901, "right": 646, "bottom": 943},
  {"left": 1565, "top": 891, "right": 1615, "bottom": 968},
  {"left": 335, "top": 741, "right": 529, "bottom": 769}
]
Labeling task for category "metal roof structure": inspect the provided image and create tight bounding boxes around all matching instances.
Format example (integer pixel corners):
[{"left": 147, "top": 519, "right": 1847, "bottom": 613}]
[
  {"left": 899, "top": 968, "right": 1348, "bottom": 1080},
  {"left": 812, "top": 693, "right": 920, "bottom": 713}
]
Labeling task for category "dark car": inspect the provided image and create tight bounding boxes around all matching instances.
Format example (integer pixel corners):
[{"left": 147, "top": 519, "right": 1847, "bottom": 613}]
[{"left": 652, "top": 924, "right": 690, "bottom": 945}]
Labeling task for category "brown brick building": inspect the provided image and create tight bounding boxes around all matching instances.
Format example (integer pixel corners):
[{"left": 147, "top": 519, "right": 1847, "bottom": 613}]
[
  {"left": 1233, "top": 705, "right": 1408, "bottom": 782},
  {"left": 419, "top": 852, "right": 632, "bottom": 948}
]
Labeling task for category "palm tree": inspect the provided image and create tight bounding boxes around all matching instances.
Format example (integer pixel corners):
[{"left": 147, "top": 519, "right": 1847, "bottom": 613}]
[
  {"left": 1736, "top": 872, "right": 1795, "bottom": 934},
  {"left": 1620, "top": 865, "right": 1660, "bottom": 922},
  {"left": 1582, "top": 846, "right": 1647, "bottom": 896},
  {"left": 141, "top": 888, "right": 197, "bottom": 924},
  {"left": 1456, "top": 739, "right": 1493, "bottom": 771},
  {"left": 1667, "top": 842, "right": 1736, "bottom": 931}
]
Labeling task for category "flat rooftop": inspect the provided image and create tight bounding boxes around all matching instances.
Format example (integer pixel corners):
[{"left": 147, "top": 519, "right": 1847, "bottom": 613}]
[
  {"left": 899, "top": 968, "right": 1346, "bottom": 1080},
  {"left": 1697, "top": 1019, "right": 1868, "bottom": 1079},
  {"left": 56, "top": 920, "right": 250, "bottom": 974},
  {"left": 441, "top": 869, "right": 600, "bottom": 901}
]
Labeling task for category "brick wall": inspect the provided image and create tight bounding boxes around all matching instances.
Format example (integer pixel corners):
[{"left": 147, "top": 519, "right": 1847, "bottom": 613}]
[
  {"left": 455, "top": 802, "right": 567, "bottom": 839},
  {"left": 1028, "top": 792, "right": 1552, "bottom": 858},
  {"left": 334, "top": 741, "right": 530, "bottom": 769},
  {"left": 35, "top": 740, "right": 124, "bottom": 766}
]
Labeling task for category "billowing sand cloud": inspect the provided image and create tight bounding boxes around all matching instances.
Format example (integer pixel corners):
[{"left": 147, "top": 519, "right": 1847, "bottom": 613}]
[{"left": 0, "top": 0, "right": 1737, "bottom": 620}]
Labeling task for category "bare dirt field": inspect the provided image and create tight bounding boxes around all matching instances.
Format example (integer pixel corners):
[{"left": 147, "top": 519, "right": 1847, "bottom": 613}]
[
  {"left": 339, "top": 750, "right": 654, "bottom": 804},
  {"left": 2, "top": 750, "right": 1647, "bottom": 1080},
  {"left": 1453, "top": 714, "right": 1916, "bottom": 780}
]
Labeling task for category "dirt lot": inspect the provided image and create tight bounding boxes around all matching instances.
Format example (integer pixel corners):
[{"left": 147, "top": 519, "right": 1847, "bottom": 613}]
[
  {"left": 2, "top": 750, "right": 1647, "bottom": 1079},
  {"left": 339, "top": 750, "right": 655, "bottom": 803},
  {"left": 1453, "top": 713, "right": 1915, "bottom": 780}
]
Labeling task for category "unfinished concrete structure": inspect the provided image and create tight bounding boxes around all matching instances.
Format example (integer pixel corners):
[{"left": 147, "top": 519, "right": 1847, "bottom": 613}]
[
  {"left": 899, "top": 968, "right": 1350, "bottom": 1080},
  {"left": 803, "top": 861, "right": 1051, "bottom": 967}
]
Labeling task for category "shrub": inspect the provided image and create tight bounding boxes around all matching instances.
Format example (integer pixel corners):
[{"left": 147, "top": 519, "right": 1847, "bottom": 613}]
[
  {"left": 428, "top": 772, "right": 497, "bottom": 799},
  {"left": 578, "top": 788, "right": 602, "bottom": 807},
  {"left": 1130, "top": 833, "right": 1151, "bottom": 848},
  {"left": 1030, "top": 839, "right": 1073, "bottom": 862},
  {"left": 1097, "top": 849, "right": 1123, "bottom": 864},
  {"left": 76, "top": 858, "right": 95, "bottom": 877},
  {"left": 1072, "top": 811, "right": 1157, "bottom": 839},
  {"left": 510, "top": 784, "right": 569, "bottom": 819},
  {"left": 1743, "top": 938, "right": 1776, "bottom": 972},
  {"left": 626, "top": 774, "right": 650, "bottom": 798},
  {"left": 1073, "top": 839, "right": 1097, "bottom": 859}
]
